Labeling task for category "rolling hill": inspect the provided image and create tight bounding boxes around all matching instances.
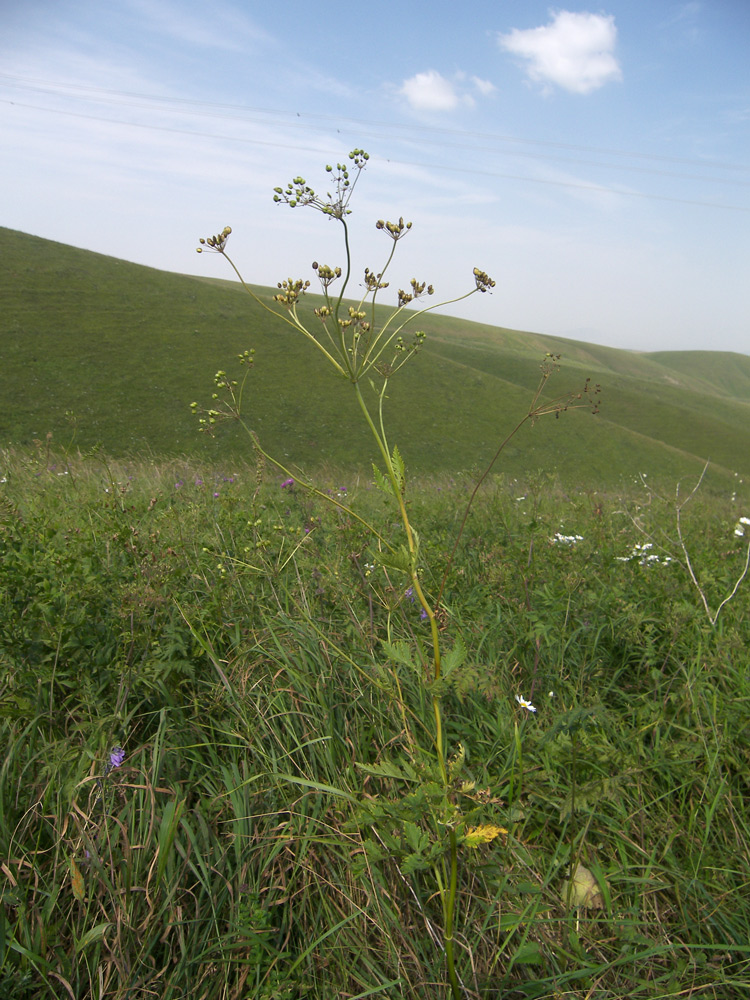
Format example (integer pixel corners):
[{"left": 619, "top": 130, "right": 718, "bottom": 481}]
[{"left": 2, "top": 227, "right": 749, "bottom": 489}]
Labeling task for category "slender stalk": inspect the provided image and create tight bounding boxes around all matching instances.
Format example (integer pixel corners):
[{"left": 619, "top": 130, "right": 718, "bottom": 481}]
[
  {"left": 353, "top": 379, "right": 455, "bottom": 990},
  {"left": 444, "top": 828, "right": 462, "bottom": 1000}
]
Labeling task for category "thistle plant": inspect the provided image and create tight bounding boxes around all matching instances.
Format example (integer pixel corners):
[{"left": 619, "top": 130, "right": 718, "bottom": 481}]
[{"left": 195, "top": 149, "right": 599, "bottom": 997}]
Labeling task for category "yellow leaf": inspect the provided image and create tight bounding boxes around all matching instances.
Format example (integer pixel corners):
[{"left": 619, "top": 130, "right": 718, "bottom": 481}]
[
  {"left": 70, "top": 857, "right": 85, "bottom": 902},
  {"left": 561, "top": 863, "right": 604, "bottom": 909},
  {"left": 463, "top": 824, "right": 508, "bottom": 848}
]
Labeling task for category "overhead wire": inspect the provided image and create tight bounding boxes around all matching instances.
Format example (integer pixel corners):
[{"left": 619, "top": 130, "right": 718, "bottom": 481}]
[
  {"left": 2, "top": 75, "right": 749, "bottom": 212},
  {"left": 2, "top": 71, "right": 748, "bottom": 174}
]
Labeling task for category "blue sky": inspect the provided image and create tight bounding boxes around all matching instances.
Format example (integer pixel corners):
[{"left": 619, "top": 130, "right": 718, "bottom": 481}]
[{"left": 2, "top": 0, "right": 749, "bottom": 353}]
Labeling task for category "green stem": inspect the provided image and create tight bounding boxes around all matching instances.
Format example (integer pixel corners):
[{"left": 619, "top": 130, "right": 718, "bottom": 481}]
[
  {"left": 444, "top": 827, "right": 462, "bottom": 1000},
  {"left": 353, "top": 380, "right": 457, "bottom": 996},
  {"left": 335, "top": 218, "right": 353, "bottom": 313},
  {"left": 354, "top": 382, "right": 447, "bottom": 779}
]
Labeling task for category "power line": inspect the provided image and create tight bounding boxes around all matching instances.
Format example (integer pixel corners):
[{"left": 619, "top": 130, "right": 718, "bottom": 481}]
[
  {"left": 2, "top": 71, "right": 749, "bottom": 175},
  {"left": 3, "top": 97, "right": 750, "bottom": 213}
]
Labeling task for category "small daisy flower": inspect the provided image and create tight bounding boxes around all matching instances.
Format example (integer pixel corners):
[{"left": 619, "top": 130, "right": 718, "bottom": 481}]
[{"left": 515, "top": 694, "right": 537, "bottom": 713}]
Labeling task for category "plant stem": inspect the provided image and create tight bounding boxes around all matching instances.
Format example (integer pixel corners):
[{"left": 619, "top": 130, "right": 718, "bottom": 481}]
[{"left": 444, "top": 827, "right": 462, "bottom": 1000}]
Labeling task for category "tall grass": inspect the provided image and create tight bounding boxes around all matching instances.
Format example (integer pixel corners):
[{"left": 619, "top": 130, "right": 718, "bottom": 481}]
[{"left": 2, "top": 447, "right": 749, "bottom": 998}]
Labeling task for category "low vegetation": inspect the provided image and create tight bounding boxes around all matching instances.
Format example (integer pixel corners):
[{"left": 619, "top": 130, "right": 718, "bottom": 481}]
[{"left": 1, "top": 448, "right": 749, "bottom": 998}]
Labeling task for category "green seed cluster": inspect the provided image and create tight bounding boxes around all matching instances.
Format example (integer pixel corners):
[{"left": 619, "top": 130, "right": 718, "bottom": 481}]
[
  {"left": 376, "top": 217, "right": 412, "bottom": 241},
  {"left": 397, "top": 278, "right": 434, "bottom": 308},
  {"left": 472, "top": 268, "right": 496, "bottom": 292},
  {"left": 273, "top": 278, "right": 311, "bottom": 307},
  {"left": 196, "top": 226, "right": 232, "bottom": 253}
]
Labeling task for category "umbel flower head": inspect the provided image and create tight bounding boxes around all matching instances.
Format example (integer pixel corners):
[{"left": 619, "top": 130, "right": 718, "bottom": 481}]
[
  {"left": 473, "top": 268, "right": 496, "bottom": 293},
  {"left": 196, "top": 227, "right": 232, "bottom": 253}
]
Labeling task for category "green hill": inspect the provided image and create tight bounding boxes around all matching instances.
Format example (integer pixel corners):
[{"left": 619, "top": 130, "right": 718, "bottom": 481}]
[{"left": 2, "top": 227, "right": 749, "bottom": 489}]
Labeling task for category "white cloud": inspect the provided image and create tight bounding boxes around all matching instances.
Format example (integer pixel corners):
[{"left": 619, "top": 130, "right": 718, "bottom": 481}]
[
  {"left": 400, "top": 70, "right": 464, "bottom": 111},
  {"left": 398, "top": 71, "right": 496, "bottom": 112},
  {"left": 498, "top": 10, "right": 622, "bottom": 95},
  {"left": 471, "top": 76, "right": 496, "bottom": 97}
]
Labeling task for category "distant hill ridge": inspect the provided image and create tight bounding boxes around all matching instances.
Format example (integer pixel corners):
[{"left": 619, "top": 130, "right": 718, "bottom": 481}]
[{"left": 2, "top": 227, "right": 748, "bottom": 488}]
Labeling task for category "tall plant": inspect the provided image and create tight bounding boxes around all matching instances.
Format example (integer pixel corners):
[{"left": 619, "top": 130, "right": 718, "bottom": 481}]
[{"left": 194, "top": 149, "right": 599, "bottom": 997}]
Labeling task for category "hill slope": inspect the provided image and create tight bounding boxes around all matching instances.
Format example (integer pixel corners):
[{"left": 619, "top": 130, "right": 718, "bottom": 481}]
[{"left": 2, "top": 228, "right": 749, "bottom": 488}]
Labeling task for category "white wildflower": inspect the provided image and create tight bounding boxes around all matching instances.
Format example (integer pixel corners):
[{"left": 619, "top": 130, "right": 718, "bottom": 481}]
[
  {"left": 618, "top": 541, "right": 672, "bottom": 566},
  {"left": 515, "top": 694, "right": 537, "bottom": 713},
  {"left": 552, "top": 532, "right": 584, "bottom": 545}
]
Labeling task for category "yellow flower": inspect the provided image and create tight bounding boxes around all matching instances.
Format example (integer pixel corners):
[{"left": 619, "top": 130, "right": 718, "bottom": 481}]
[{"left": 463, "top": 824, "right": 508, "bottom": 848}]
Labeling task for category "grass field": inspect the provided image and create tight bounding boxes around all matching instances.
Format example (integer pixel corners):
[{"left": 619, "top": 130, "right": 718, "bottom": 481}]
[
  {"left": 2, "top": 446, "right": 749, "bottom": 998},
  {"left": 2, "top": 227, "right": 749, "bottom": 488},
  {"left": 3, "top": 185, "right": 750, "bottom": 998}
]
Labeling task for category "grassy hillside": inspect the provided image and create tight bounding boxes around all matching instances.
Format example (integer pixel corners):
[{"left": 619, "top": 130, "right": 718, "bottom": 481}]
[{"left": 2, "top": 228, "right": 749, "bottom": 488}]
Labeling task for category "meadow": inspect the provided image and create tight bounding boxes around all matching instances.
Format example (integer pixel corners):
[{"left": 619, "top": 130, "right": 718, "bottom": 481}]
[
  {"left": 2, "top": 226, "right": 750, "bottom": 487},
  {"left": 2, "top": 150, "right": 750, "bottom": 999},
  {"left": 1, "top": 446, "right": 749, "bottom": 999}
]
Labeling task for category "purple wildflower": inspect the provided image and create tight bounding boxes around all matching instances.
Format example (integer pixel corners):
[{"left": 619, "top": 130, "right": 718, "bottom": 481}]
[
  {"left": 281, "top": 478, "right": 295, "bottom": 489},
  {"left": 109, "top": 746, "right": 125, "bottom": 770}
]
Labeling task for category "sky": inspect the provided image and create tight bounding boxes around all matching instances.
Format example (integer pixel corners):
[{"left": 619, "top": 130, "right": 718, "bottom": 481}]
[{"left": 1, "top": 0, "right": 749, "bottom": 354}]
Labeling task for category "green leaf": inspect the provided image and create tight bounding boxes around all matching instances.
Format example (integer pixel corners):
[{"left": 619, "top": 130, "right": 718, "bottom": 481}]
[
  {"left": 155, "top": 798, "right": 185, "bottom": 889},
  {"left": 559, "top": 775, "right": 619, "bottom": 821},
  {"left": 515, "top": 881, "right": 541, "bottom": 894},
  {"left": 372, "top": 544, "right": 412, "bottom": 574},
  {"left": 356, "top": 760, "right": 411, "bottom": 781},
  {"left": 403, "top": 820, "right": 429, "bottom": 854},
  {"left": 362, "top": 838, "right": 388, "bottom": 863},
  {"left": 272, "top": 773, "right": 359, "bottom": 804},
  {"left": 381, "top": 639, "right": 419, "bottom": 673},
  {"left": 441, "top": 636, "right": 467, "bottom": 679},
  {"left": 75, "top": 922, "right": 112, "bottom": 953},
  {"left": 498, "top": 912, "right": 522, "bottom": 932},
  {"left": 401, "top": 852, "right": 430, "bottom": 875},
  {"left": 371, "top": 463, "right": 394, "bottom": 496},
  {"left": 391, "top": 445, "right": 405, "bottom": 493},
  {"left": 513, "top": 941, "right": 544, "bottom": 964}
]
